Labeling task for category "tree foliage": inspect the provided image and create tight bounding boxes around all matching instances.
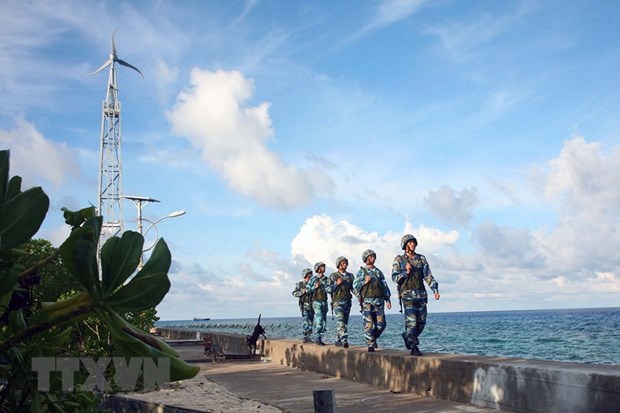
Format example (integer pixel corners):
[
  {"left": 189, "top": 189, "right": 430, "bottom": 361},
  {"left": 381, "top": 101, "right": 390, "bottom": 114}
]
[{"left": 0, "top": 150, "right": 199, "bottom": 411}]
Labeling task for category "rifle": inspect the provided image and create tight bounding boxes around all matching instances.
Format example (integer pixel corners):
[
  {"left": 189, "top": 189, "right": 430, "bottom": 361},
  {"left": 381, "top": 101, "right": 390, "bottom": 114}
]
[
  {"left": 397, "top": 255, "right": 423, "bottom": 312},
  {"left": 297, "top": 281, "right": 305, "bottom": 316},
  {"left": 397, "top": 256, "right": 412, "bottom": 313},
  {"left": 330, "top": 274, "right": 339, "bottom": 320},
  {"left": 358, "top": 267, "right": 369, "bottom": 313}
]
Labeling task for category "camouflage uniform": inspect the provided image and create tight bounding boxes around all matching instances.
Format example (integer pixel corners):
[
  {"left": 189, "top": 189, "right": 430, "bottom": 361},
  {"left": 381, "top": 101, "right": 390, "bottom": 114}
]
[
  {"left": 292, "top": 268, "right": 314, "bottom": 343},
  {"left": 353, "top": 250, "right": 391, "bottom": 350},
  {"left": 327, "top": 256, "right": 355, "bottom": 347},
  {"left": 392, "top": 235, "right": 439, "bottom": 355},
  {"left": 307, "top": 262, "right": 332, "bottom": 345}
]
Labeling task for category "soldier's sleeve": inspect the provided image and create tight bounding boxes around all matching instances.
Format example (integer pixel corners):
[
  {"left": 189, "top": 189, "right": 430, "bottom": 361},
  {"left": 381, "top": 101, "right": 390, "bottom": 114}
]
[
  {"left": 391, "top": 255, "right": 405, "bottom": 283},
  {"left": 347, "top": 273, "right": 355, "bottom": 288},
  {"left": 352, "top": 268, "right": 365, "bottom": 293},
  {"left": 346, "top": 273, "right": 358, "bottom": 297},
  {"left": 292, "top": 281, "right": 303, "bottom": 297},
  {"left": 421, "top": 255, "right": 439, "bottom": 293},
  {"left": 324, "top": 276, "right": 334, "bottom": 293},
  {"left": 304, "top": 276, "right": 313, "bottom": 294},
  {"left": 378, "top": 269, "right": 391, "bottom": 300}
]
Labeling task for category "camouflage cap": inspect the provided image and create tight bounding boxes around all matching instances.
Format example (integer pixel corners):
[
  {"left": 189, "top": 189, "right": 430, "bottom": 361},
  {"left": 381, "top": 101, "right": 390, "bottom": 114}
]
[
  {"left": 313, "top": 262, "right": 326, "bottom": 272},
  {"left": 335, "top": 256, "right": 348, "bottom": 268},
  {"left": 401, "top": 234, "right": 417, "bottom": 250},
  {"left": 302, "top": 268, "right": 313, "bottom": 278},
  {"left": 362, "top": 249, "right": 376, "bottom": 263}
]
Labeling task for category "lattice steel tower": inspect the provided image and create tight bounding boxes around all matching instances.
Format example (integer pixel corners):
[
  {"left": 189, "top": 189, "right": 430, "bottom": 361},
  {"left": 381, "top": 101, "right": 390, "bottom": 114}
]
[{"left": 90, "top": 30, "right": 142, "bottom": 243}]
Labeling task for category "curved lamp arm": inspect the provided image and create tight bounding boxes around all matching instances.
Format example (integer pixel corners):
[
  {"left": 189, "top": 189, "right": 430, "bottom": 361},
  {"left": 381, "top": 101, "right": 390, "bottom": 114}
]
[{"left": 140, "top": 210, "right": 186, "bottom": 266}]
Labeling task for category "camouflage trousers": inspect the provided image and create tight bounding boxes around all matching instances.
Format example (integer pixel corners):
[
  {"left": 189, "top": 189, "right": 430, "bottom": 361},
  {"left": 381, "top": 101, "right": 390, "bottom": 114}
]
[
  {"left": 361, "top": 299, "right": 386, "bottom": 347},
  {"left": 333, "top": 299, "right": 352, "bottom": 343},
  {"left": 402, "top": 298, "right": 428, "bottom": 347},
  {"left": 312, "top": 300, "right": 328, "bottom": 340},
  {"left": 301, "top": 304, "right": 314, "bottom": 339}
]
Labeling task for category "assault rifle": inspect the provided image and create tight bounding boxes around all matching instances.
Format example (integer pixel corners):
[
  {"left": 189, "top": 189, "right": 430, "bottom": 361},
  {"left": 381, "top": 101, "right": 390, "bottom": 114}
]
[
  {"left": 297, "top": 281, "right": 305, "bottom": 316},
  {"left": 396, "top": 257, "right": 410, "bottom": 313},
  {"left": 357, "top": 267, "right": 370, "bottom": 313}
]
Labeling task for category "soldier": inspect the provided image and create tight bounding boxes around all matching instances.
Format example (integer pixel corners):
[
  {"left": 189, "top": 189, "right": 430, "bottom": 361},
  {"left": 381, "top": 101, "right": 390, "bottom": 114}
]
[
  {"left": 328, "top": 256, "right": 355, "bottom": 348},
  {"left": 292, "top": 268, "right": 315, "bottom": 343},
  {"left": 354, "top": 249, "right": 392, "bottom": 352},
  {"left": 306, "top": 262, "right": 331, "bottom": 346},
  {"left": 392, "top": 234, "right": 440, "bottom": 356}
]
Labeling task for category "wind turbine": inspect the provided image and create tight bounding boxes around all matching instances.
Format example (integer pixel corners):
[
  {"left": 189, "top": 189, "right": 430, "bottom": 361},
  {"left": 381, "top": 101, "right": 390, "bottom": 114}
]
[
  {"left": 91, "top": 29, "right": 142, "bottom": 248},
  {"left": 90, "top": 29, "right": 143, "bottom": 78}
]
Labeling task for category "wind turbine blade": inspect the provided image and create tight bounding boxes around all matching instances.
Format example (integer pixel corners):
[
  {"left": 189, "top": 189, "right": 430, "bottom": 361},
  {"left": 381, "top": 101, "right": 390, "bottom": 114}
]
[
  {"left": 111, "top": 28, "right": 118, "bottom": 58},
  {"left": 117, "top": 59, "right": 144, "bottom": 78},
  {"left": 89, "top": 59, "right": 112, "bottom": 76}
]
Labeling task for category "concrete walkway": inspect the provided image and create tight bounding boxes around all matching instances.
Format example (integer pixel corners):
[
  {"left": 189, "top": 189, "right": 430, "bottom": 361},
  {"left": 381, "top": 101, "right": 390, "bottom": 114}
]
[{"left": 177, "top": 343, "right": 508, "bottom": 413}]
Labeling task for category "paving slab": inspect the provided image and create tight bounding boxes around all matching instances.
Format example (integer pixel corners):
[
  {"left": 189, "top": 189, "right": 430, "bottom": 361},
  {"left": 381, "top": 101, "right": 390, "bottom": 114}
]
[{"left": 174, "top": 344, "right": 509, "bottom": 413}]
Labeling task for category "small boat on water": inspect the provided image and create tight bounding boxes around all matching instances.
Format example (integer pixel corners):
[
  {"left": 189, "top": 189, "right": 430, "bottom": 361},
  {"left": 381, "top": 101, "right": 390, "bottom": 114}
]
[{"left": 193, "top": 317, "right": 210, "bottom": 321}]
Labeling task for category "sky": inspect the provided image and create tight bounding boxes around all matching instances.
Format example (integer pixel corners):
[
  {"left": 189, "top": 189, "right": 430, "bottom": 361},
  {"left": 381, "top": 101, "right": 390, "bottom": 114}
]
[{"left": 1, "top": 0, "right": 619, "bottom": 320}]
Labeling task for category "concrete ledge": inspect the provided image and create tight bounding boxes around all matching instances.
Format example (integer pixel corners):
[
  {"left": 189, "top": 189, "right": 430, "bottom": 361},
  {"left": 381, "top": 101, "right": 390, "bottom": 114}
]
[
  {"left": 262, "top": 338, "right": 620, "bottom": 413},
  {"left": 154, "top": 328, "right": 619, "bottom": 413},
  {"left": 155, "top": 328, "right": 251, "bottom": 355}
]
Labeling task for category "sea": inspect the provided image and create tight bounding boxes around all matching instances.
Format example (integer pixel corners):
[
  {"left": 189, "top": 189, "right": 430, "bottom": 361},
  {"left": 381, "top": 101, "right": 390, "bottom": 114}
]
[{"left": 155, "top": 307, "right": 620, "bottom": 365}]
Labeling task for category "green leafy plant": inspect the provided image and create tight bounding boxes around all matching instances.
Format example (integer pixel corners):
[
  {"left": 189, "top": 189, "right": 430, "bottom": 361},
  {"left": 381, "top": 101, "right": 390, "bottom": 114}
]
[{"left": 0, "top": 150, "right": 199, "bottom": 411}]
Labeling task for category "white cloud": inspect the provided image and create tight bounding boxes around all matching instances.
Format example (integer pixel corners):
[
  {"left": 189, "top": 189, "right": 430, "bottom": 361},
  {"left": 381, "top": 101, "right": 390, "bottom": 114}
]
[
  {"left": 473, "top": 220, "right": 543, "bottom": 269},
  {"left": 291, "top": 214, "right": 458, "bottom": 273},
  {"left": 541, "top": 137, "right": 620, "bottom": 209},
  {"left": 167, "top": 69, "right": 330, "bottom": 209},
  {"left": 458, "top": 136, "right": 620, "bottom": 290},
  {"left": 424, "top": 184, "right": 478, "bottom": 226},
  {"left": 159, "top": 257, "right": 297, "bottom": 319},
  {"left": 532, "top": 137, "right": 620, "bottom": 276},
  {"left": 338, "top": 0, "right": 427, "bottom": 48},
  {"left": 423, "top": 2, "right": 536, "bottom": 62},
  {"left": 0, "top": 118, "right": 80, "bottom": 188},
  {"left": 153, "top": 59, "right": 179, "bottom": 105},
  {"left": 375, "top": 0, "right": 427, "bottom": 27}
]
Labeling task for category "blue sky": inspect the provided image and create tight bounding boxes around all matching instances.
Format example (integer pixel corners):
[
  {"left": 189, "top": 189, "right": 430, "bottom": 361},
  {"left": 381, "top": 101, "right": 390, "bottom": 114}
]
[{"left": 1, "top": 0, "right": 619, "bottom": 320}]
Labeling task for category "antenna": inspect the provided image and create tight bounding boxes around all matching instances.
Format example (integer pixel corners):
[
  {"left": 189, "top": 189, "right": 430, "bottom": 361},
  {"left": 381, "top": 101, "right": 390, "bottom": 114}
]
[{"left": 91, "top": 29, "right": 142, "bottom": 247}]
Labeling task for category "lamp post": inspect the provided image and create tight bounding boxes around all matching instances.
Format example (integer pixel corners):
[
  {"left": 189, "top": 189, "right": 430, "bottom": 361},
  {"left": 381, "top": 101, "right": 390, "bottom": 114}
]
[
  {"left": 122, "top": 195, "right": 186, "bottom": 268},
  {"left": 139, "top": 210, "right": 186, "bottom": 267},
  {"left": 121, "top": 195, "right": 160, "bottom": 237}
]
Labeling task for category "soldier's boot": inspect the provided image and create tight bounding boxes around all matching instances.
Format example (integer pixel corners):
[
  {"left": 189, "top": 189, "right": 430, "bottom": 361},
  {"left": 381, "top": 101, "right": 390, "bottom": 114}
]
[
  {"left": 316, "top": 338, "right": 326, "bottom": 346},
  {"left": 343, "top": 341, "right": 349, "bottom": 348},
  {"left": 334, "top": 340, "right": 343, "bottom": 347},
  {"left": 302, "top": 337, "right": 311, "bottom": 343},
  {"left": 410, "top": 346, "right": 423, "bottom": 356},
  {"left": 367, "top": 346, "right": 375, "bottom": 352}
]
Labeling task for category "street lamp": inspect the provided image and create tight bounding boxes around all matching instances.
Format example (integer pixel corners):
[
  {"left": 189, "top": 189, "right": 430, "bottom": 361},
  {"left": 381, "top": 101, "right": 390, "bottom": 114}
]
[
  {"left": 140, "top": 210, "right": 186, "bottom": 267},
  {"left": 122, "top": 195, "right": 186, "bottom": 268},
  {"left": 121, "top": 195, "right": 160, "bottom": 237}
]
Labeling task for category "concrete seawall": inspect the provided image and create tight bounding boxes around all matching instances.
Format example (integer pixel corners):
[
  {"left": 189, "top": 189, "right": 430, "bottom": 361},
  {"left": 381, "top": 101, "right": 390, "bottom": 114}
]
[{"left": 155, "top": 328, "right": 619, "bottom": 413}]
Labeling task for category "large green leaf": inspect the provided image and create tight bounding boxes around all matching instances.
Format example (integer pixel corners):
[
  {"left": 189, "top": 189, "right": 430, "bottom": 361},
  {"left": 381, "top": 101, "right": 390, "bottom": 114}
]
[
  {"left": 134, "top": 238, "right": 172, "bottom": 279},
  {"left": 103, "top": 273, "right": 170, "bottom": 313},
  {"left": 0, "top": 150, "right": 9, "bottom": 206},
  {"left": 6, "top": 176, "right": 22, "bottom": 201},
  {"left": 58, "top": 219, "right": 101, "bottom": 299},
  {"left": 100, "top": 231, "right": 143, "bottom": 295},
  {"left": 99, "top": 310, "right": 199, "bottom": 382},
  {"left": 0, "top": 187, "right": 49, "bottom": 250}
]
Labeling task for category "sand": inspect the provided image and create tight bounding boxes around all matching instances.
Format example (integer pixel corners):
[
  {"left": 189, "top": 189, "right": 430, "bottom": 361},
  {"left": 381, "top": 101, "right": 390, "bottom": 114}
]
[{"left": 125, "top": 370, "right": 283, "bottom": 413}]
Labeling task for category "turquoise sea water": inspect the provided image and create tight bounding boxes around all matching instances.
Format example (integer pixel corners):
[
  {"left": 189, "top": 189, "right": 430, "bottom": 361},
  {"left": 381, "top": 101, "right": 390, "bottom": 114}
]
[{"left": 156, "top": 307, "right": 620, "bottom": 365}]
